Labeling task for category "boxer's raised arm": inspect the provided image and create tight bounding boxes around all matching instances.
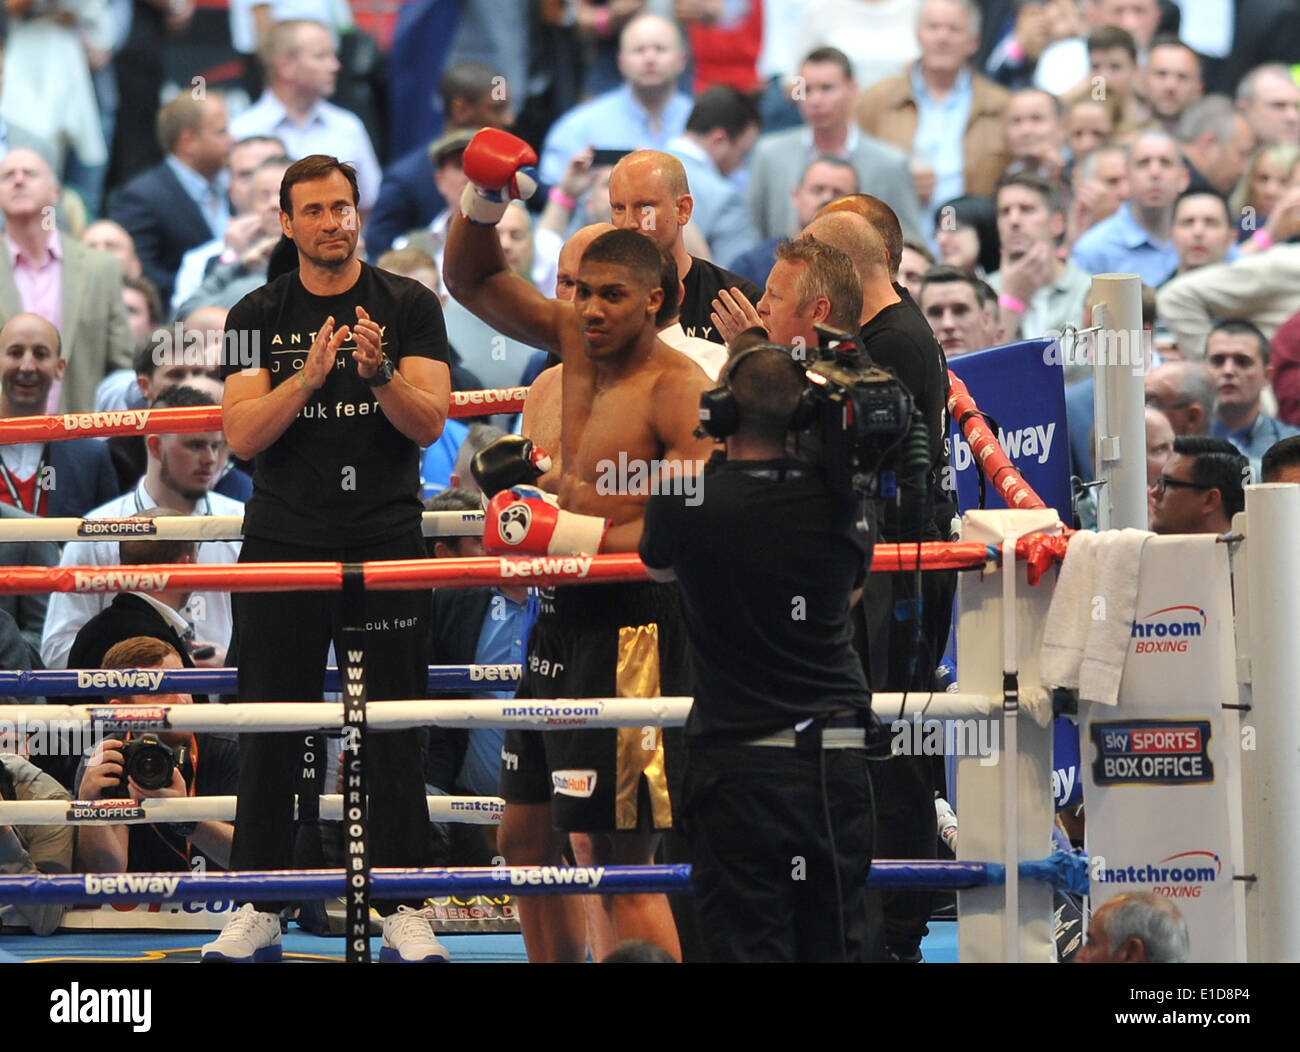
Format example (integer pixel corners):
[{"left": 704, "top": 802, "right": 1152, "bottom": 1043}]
[{"left": 442, "top": 129, "right": 567, "bottom": 355}]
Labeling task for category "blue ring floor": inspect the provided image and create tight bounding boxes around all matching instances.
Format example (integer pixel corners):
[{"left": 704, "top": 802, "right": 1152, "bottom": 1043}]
[{"left": 0, "top": 921, "right": 958, "bottom": 963}]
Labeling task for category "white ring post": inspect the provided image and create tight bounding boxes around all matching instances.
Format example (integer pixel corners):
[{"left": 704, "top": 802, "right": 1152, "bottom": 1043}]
[
  {"left": 1244, "top": 484, "right": 1300, "bottom": 961},
  {"left": 954, "top": 509, "right": 1059, "bottom": 962},
  {"left": 1090, "top": 275, "right": 1148, "bottom": 530}
]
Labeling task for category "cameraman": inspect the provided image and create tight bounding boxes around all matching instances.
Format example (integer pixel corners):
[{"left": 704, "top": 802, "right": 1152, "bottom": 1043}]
[
  {"left": 75, "top": 637, "right": 238, "bottom": 873},
  {"left": 639, "top": 345, "right": 876, "bottom": 962}
]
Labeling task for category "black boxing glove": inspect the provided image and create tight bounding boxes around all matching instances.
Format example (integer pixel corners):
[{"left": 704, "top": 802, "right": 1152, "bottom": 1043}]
[{"left": 471, "top": 434, "right": 554, "bottom": 497}]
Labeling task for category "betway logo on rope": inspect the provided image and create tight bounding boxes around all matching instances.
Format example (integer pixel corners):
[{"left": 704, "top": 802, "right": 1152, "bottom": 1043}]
[
  {"left": 499, "top": 555, "right": 593, "bottom": 579},
  {"left": 508, "top": 865, "right": 606, "bottom": 888},
  {"left": 468, "top": 664, "right": 520, "bottom": 682},
  {"left": 451, "top": 387, "right": 528, "bottom": 407},
  {"left": 74, "top": 570, "right": 171, "bottom": 593},
  {"left": 1130, "top": 604, "right": 1206, "bottom": 653},
  {"left": 78, "top": 669, "right": 166, "bottom": 692},
  {"left": 83, "top": 873, "right": 183, "bottom": 897},
  {"left": 62, "top": 409, "right": 151, "bottom": 433},
  {"left": 952, "top": 422, "right": 1057, "bottom": 470}
]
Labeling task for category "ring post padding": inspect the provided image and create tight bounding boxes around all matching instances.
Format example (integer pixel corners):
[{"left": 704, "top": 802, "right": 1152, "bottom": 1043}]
[
  {"left": 1244, "top": 485, "right": 1300, "bottom": 961},
  {"left": 956, "top": 510, "right": 1060, "bottom": 961},
  {"left": 1089, "top": 277, "right": 1148, "bottom": 530}
]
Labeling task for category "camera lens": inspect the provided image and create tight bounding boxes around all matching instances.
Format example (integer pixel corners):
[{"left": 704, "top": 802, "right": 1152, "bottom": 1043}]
[{"left": 123, "top": 735, "right": 178, "bottom": 791}]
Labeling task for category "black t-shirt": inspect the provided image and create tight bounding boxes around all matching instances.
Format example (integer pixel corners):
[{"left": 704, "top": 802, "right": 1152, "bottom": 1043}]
[
  {"left": 221, "top": 263, "right": 449, "bottom": 547},
  {"left": 678, "top": 256, "right": 763, "bottom": 344},
  {"left": 640, "top": 457, "right": 871, "bottom": 742},
  {"left": 859, "top": 287, "right": 954, "bottom": 540},
  {"left": 76, "top": 731, "right": 240, "bottom": 872}
]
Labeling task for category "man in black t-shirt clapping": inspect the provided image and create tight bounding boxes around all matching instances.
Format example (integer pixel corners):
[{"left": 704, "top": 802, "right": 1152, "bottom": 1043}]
[
  {"left": 640, "top": 345, "right": 876, "bottom": 962},
  {"left": 204, "top": 155, "right": 453, "bottom": 964}
]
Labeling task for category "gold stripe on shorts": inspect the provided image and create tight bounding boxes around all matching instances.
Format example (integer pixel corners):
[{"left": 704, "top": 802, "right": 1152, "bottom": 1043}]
[{"left": 614, "top": 622, "right": 672, "bottom": 831}]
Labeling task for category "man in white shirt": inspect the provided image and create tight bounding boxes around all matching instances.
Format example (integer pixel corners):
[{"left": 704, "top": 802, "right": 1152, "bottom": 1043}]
[
  {"left": 229, "top": 19, "right": 381, "bottom": 212},
  {"left": 40, "top": 385, "right": 243, "bottom": 669}
]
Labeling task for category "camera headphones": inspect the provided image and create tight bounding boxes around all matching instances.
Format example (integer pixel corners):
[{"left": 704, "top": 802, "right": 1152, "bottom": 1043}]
[{"left": 696, "top": 344, "right": 818, "bottom": 439}]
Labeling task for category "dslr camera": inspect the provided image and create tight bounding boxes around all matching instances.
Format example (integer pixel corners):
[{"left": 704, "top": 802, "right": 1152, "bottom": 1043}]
[{"left": 119, "top": 734, "right": 185, "bottom": 792}]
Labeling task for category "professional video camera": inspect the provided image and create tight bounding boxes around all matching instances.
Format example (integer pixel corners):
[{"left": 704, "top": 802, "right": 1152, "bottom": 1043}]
[
  {"left": 802, "top": 324, "right": 929, "bottom": 499},
  {"left": 698, "top": 325, "right": 929, "bottom": 500}
]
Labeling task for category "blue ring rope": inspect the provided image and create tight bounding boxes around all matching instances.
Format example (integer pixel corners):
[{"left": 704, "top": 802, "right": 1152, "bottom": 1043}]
[
  {"left": 0, "top": 854, "right": 1090, "bottom": 904},
  {"left": 0, "top": 665, "right": 517, "bottom": 696}
]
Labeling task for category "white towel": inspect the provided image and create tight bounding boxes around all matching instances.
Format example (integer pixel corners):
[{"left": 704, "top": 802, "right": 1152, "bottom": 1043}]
[
  {"left": 1039, "top": 530, "right": 1100, "bottom": 690},
  {"left": 1079, "top": 528, "right": 1153, "bottom": 706}
]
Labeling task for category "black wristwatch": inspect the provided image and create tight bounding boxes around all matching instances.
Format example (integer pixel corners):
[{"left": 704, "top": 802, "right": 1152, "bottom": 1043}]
[
  {"left": 169, "top": 821, "right": 198, "bottom": 837},
  {"left": 366, "top": 355, "right": 395, "bottom": 388}
]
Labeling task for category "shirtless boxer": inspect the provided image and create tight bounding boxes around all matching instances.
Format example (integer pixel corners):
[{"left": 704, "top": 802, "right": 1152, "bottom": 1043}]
[
  {"left": 443, "top": 129, "right": 714, "bottom": 963},
  {"left": 520, "top": 222, "right": 615, "bottom": 496},
  {"left": 525, "top": 223, "right": 723, "bottom": 497}
]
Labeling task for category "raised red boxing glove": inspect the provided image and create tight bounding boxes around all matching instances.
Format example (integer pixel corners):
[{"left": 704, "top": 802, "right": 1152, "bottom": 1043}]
[
  {"left": 460, "top": 128, "right": 539, "bottom": 225},
  {"left": 484, "top": 486, "right": 609, "bottom": 556},
  {"left": 471, "top": 434, "right": 553, "bottom": 497}
]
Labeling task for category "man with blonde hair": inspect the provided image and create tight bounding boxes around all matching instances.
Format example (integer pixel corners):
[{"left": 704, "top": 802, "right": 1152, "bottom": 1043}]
[
  {"left": 229, "top": 20, "right": 382, "bottom": 211},
  {"left": 755, "top": 237, "right": 862, "bottom": 350}
]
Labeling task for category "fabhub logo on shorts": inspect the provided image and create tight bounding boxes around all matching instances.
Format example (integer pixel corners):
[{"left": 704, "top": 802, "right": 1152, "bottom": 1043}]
[
  {"left": 1094, "top": 850, "right": 1222, "bottom": 899},
  {"left": 552, "top": 770, "right": 597, "bottom": 797},
  {"left": 1091, "top": 719, "right": 1214, "bottom": 785},
  {"left": 1130, "top": 604, "right": 1206, "bottom": 654}
]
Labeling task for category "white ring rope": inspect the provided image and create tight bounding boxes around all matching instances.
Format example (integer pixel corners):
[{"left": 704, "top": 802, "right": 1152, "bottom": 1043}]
[
  {"left": 0, "top": 692, "right": 1000, "bottom": 734},
  {"left": 0, "top": 510, "right": 486, "bottom": 544},
  {"left": 0, "top": 794, "right": 505, "bottom": 826}
]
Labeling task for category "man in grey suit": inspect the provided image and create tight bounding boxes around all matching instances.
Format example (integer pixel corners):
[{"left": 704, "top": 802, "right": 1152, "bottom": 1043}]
[
  {"left": 0, "top": 150, "right": 132, "bottom": 414},
  {"left": 748, "top": 47, "right": 922, "bottom": 245}
]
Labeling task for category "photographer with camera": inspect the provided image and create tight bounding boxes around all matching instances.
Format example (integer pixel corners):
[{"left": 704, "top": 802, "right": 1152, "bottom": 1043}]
[
  {"left": 75, "top": 636, "right": 238, "bottom": 874},
  {"left": 639, "top": 342, "right": 877, "bottom": 963}
]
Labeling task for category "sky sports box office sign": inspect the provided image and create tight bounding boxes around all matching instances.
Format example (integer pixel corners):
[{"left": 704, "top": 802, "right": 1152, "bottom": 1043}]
[{"left": 1082, "top": 536, "right": 1245, "bottom": 961}]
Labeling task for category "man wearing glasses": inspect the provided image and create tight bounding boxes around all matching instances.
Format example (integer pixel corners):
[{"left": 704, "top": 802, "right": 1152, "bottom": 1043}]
[{"left": 1149, "top": 435, "right": 1247, "bottom": 535}]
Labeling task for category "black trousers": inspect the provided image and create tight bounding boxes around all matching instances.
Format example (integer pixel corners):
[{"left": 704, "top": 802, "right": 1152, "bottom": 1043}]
[
  {"left": 681, "top": 741, "right": 873, "bottom": 963},
  {"left": 859, "top": 560, "right": 957, "bottom": 957},
  {"left": 229, "top": 531, "right": 434, "bottom": 912}
]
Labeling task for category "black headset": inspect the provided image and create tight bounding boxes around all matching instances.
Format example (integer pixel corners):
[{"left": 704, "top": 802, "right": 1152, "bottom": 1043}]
[{"left": 696, "top": 345, "right": 817, "bottom": 439}]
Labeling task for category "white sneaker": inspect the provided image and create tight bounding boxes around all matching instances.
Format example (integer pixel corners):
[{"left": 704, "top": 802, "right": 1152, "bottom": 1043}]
[
  {"left": 201, "top": 904, "right": 283, "bottom": 963},
  {"left": 380, "top": 905, "right": 450, "bottom": 963}
]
